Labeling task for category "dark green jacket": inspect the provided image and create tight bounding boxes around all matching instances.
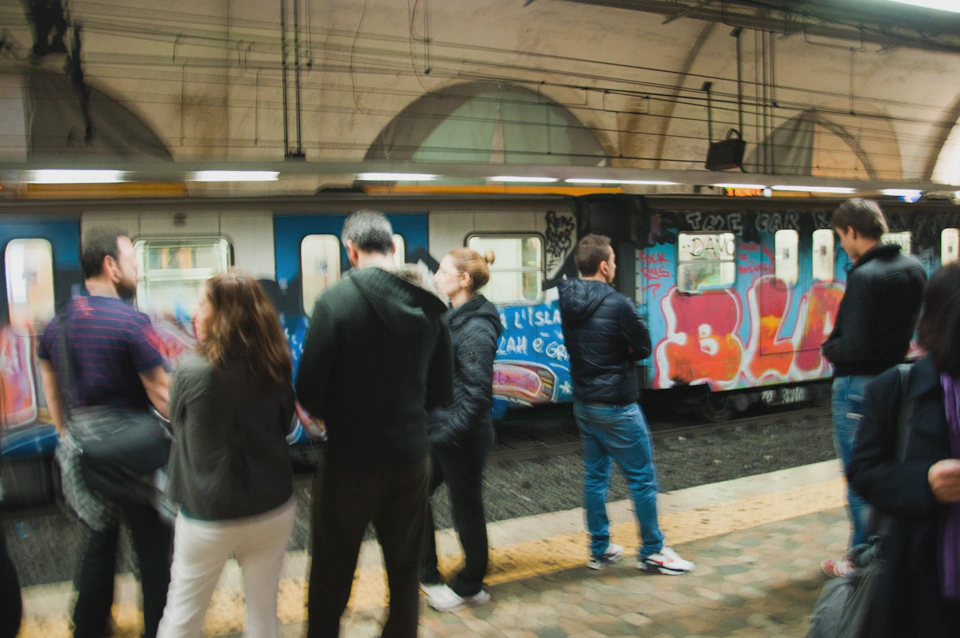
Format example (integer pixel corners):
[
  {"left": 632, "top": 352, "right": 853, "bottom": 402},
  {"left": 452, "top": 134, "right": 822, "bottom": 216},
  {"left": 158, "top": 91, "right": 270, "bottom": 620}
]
[
  {"left": 167, "top": 351, "right": 295, "bottom": 521},
  {"left": 295, "top": 267, "right": 454, "bottom": 468}
]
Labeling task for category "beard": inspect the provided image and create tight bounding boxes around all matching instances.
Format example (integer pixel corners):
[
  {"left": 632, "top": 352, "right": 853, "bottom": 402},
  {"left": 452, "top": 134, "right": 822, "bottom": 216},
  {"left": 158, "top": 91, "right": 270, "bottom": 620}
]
[{"left": 116, "top": 279, "right": 138, "bottom": 300}]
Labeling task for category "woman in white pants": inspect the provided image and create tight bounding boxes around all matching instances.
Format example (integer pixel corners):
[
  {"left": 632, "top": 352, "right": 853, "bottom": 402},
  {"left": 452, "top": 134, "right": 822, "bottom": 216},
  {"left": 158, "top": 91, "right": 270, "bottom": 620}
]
[{"left": 158, "top": 273, "right": 297, "bottom": 638}]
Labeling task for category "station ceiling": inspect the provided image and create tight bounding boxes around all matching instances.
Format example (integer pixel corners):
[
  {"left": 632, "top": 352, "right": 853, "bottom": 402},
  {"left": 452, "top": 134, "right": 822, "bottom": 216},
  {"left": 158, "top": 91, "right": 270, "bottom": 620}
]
[{"left": 560, "top": 0, "right": 960, "bottom": 53}]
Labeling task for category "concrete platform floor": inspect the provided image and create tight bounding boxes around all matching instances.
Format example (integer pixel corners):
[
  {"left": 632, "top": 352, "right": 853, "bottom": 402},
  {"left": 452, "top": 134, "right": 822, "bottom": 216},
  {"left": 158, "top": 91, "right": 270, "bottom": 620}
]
[{"left": 17, "top": 460, "right": 848, "bottom": 637}]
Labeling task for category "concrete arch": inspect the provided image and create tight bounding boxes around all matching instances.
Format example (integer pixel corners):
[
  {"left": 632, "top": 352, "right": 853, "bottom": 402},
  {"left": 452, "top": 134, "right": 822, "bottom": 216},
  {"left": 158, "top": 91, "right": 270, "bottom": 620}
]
[
  {"left": 927, "top": 92, "right": 960, "bottom": 184},
  {"left": 364, "top": 81, "right": 607, "bottom": 166}
]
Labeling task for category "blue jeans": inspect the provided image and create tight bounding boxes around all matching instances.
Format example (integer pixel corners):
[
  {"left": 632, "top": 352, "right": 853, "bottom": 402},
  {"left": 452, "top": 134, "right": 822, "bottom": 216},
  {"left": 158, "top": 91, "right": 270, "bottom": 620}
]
[
  {"left": 573, "top": 401, "right": 665, "bottom": 560},
  {"left": 832, "top": 375, "right": 873, "bottom": 548}
]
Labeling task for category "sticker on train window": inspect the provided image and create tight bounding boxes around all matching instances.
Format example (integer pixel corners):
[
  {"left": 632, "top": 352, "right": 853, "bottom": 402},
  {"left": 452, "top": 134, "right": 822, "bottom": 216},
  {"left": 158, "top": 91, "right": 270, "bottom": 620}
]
[
  {"left": 677, "top": 232, "right": 736, "bottom": 294},
  {"left": 812, "top": 229, "right": 835, "bottom": 282},
  {"left": 135, "top": 238, "right": 232, "bottom": 318},
  {"left": 5, "top": 239, "right": 55, "bottom": 334},
  {"left": 466, "top": 235, "right": 544, "bottom": 304},
  {"left": 301, "top": 235, "right": 341, "bottom": 316},
  {"left": 942, "top": 229, "right": 959, "bottom": 266},
  {"left": 881, "top": 231, "right": 912, "bottom": 254},
  {"left": 774, "top": 230, "right": 799, "bottom": 288}
]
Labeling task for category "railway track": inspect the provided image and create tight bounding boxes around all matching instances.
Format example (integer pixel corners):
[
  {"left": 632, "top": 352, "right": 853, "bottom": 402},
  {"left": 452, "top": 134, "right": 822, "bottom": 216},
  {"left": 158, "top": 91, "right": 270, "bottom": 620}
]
[{"left": 487, "top": 405, "right": 831, "bottom": 465}]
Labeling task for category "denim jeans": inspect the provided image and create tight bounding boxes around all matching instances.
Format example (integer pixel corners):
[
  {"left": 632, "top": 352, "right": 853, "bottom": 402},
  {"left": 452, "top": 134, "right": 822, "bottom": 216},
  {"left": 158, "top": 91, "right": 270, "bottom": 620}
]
[
  {"left": 832, "top": 375, "right": 873, "bottom": 548},
  {"left": 573, "top": 401, "right": 665, "bottom": 560}
]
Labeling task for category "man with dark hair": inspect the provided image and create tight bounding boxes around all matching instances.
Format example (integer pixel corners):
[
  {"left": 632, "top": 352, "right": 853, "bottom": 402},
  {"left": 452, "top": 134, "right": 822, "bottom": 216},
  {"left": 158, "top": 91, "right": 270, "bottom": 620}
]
[
  {"left": 296, "top": 210, "right": 453, "bottom": 637},
  {"left": 37, "top": 227, "right": 172, "bottom": 638},
  {"left": 558, "top": 234, "right": 694, "bottom": 575},
  {"left": 820, "top": 198, "right": 927, "bottom": 577}
]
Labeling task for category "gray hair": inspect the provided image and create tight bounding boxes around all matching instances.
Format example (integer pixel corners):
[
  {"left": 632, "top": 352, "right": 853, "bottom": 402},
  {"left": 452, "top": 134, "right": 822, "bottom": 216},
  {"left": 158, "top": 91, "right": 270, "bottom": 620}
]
[{"left": 342, "top": 209, "right": 394, "bottom": 255}]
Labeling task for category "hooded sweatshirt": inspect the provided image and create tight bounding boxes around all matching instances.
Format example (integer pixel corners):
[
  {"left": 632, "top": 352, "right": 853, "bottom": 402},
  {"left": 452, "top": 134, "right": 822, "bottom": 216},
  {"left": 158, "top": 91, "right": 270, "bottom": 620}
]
[
  {"left": 427, "top": 294, "right": 502, "bottom": 452},
  {"left": 295, "top": 267, "right": 454, "bottom": 468},
  {"left": 558, "top": 279, "right": 651, "bottom": 406}
]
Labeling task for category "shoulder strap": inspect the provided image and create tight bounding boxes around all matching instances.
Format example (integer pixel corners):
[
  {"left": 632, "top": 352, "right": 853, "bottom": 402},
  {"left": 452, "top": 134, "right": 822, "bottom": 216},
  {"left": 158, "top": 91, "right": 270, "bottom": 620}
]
[{"left": 895, "top": 363, "right": 915, "bottom": 463}]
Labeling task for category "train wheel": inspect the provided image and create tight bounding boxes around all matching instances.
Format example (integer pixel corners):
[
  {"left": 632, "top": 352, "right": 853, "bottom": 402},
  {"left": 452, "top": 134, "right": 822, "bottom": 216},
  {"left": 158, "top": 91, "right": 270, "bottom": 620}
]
[{"left": 698, "top": 394, "right": 736, "bottom": 422}]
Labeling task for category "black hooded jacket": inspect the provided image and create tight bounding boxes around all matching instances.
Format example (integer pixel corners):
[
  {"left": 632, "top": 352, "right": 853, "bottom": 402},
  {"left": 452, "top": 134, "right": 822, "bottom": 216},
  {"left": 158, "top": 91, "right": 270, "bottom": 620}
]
[
  {"left": 428, "top": 294, "right": 502, "bottom": 452},
  {"left": 821, "top": 243, "right": 926, "bottom": 377},
  {"left": 558, "top": 279, "right": 651, "bottom": 406},
  {"left": 295, "top": 267, "right": 454, "bottom": 468}
]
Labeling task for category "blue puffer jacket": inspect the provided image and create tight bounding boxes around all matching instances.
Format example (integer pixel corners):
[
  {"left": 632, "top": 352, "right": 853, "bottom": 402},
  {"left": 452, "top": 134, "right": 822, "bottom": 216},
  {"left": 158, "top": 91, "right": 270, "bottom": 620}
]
[{"left": 558, "top": 279, "right": 651, "bottom": 406}]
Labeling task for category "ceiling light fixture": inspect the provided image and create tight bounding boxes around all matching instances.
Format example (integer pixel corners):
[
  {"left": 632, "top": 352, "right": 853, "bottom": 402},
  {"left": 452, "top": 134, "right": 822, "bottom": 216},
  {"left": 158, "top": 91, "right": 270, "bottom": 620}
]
[
  {"left": 712, "top": 183, "right": 767, "bottom": 190},
  {"left": 564, "top": 178, "right": 678, "bottom": 186},
  {"left": 192, "top": 171, "right": 279, "bottom": 182},
  {"left": 489, "top": 176, "right": 559, "bottom": 183},
  {"left": 355, "top": 172, "right": 438, "bottom": 181},
  {"left": 881, "top": 189, "right": 923, "bottom": 198},
  {"left": 770, "top": 185, "right": 857, "bottom": 194},
  {"left": 26, "top": 169, "right": 125, "bottom": 184}
]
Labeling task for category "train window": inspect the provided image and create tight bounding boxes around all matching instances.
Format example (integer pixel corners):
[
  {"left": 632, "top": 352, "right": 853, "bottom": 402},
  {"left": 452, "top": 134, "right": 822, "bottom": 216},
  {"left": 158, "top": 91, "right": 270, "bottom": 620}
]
[
  {"left": 301, "top": 235, "right": 342, "bottom": 316},
  {"left": 393, "top": 234, "right": 406, "bottom": 269},
  {"left": 812, "top": 229, "right": 835, "bottom": 282},
  {"left": 5, "top": 239, "right": 55, "bottom": 333},
  {"left": 466, "top": 235, "right": 544, "bottom": 304},
  {"left": 942, "top": 229, "right": 959, "bottom": 266},
  {"left": 774, "top": 230, "right": 799, "bottom": 287},
  {"left": 881, "top": 231, "right": 912, "bottom": 254},
  {"left": 135, "top": 238, "right": 232, "bottom": 317},
  {"left": 677, "top": 232, "right": 736, "bottom": 294}
]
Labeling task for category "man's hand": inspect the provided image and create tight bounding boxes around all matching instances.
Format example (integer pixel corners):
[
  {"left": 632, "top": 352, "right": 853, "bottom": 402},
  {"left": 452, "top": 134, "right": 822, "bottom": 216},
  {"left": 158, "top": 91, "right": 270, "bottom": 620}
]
[
  {"left": 296, "top": 402, "right": 327, "bottom": 440},
  {"left": 928, "top": 459, "right": 960, "bottom": 503}
]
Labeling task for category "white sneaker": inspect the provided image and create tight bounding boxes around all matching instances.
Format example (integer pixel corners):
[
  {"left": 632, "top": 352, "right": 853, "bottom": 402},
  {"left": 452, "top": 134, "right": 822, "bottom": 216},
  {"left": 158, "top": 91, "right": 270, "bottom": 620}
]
[
  {"left": 422, "top": 583, "right": 490, "bottom": 612},
  {"left": 638, "top": 547, "right": 695, "bottom": 575},
  {"left": 587, "top": 543, "right": 624, "bottom": 570}
]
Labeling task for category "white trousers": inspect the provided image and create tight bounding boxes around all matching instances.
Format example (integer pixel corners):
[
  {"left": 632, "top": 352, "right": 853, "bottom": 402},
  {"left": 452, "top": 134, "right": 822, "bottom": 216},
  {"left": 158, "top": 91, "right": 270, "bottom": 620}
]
[{"left": 156, "top": 498, "right": 297, "bottom": 638}]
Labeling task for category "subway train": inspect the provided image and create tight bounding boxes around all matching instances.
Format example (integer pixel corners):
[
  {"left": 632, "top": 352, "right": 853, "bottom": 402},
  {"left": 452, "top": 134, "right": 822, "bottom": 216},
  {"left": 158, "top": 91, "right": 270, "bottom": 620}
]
[{"left": 0, "top": 190, "right": 956, "bottom": 503}]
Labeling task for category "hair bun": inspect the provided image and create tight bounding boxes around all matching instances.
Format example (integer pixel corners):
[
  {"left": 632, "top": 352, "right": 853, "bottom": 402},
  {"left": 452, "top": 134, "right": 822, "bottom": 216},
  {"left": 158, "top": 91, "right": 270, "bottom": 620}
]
[{"left": 483, "top": 250, "right": 496, "bottom": 265}]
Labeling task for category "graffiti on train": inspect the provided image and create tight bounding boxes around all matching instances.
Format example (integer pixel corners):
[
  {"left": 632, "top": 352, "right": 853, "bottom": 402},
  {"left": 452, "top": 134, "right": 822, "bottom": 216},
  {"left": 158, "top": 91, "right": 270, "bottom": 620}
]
[{"left": 492, "top": 295, "right": 573, "bottom": 408}]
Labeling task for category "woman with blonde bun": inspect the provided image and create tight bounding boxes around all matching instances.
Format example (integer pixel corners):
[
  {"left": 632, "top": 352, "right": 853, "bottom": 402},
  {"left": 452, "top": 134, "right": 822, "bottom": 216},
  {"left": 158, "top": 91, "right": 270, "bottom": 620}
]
[{"left": 421, "top": 248, "right": 501, "bottom": 612}]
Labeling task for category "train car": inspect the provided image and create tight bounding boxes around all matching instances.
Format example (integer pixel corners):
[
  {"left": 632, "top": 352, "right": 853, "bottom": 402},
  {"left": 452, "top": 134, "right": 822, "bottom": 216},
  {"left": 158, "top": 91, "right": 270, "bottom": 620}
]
[{"left": 0, "top": 192, "right": 956, "bottom": 503}]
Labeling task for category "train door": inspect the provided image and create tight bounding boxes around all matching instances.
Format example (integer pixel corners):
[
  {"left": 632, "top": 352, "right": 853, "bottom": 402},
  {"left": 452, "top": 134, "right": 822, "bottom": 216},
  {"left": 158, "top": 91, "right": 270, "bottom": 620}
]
[
  {"left": 272, "top": 213, "right": 428, "bottom": 374},
  {"left": 0, "top": 219, "right": 81, "bottom": 501}
]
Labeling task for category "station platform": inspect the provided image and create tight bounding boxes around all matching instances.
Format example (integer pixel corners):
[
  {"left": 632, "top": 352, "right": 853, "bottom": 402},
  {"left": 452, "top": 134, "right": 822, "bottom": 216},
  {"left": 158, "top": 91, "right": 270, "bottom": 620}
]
[{"left": 17, "top": 460, "right": 848, "bottom": 637}]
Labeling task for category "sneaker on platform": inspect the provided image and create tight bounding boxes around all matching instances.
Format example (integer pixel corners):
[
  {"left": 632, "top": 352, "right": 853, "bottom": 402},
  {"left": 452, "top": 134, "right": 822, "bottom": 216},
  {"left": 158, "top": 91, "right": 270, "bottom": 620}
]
[
  {"left": 587, "top": 543, "right": 624, "bottom": 570},
  {"left": 639, "top": 547, "right": 695, "bottom": 575},
  {"left": 821, "top": 557, "right": 856, "bottom": 578},
  {"left": 422, "top": 583, "right": 490, "bottom": 612}
]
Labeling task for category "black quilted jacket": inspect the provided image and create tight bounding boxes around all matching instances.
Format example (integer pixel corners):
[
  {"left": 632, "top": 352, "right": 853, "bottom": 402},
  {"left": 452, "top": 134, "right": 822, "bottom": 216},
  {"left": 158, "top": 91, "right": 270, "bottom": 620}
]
[
  {"left": 427, "top": 294, "right": 501, "bottom": 453},
  {"left": 559, "top": 279, "right": 651, "bottom": 406}
]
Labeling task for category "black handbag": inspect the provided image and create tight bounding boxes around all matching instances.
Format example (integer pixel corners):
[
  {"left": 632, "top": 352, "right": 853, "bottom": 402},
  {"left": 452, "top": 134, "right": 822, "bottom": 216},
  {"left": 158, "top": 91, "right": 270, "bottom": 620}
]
[
  {"left": 56, "top": 311, "right": 171, "bottom": 505},
  {"left": 806, "top": 364, "right": 914, "bottom": 638}
]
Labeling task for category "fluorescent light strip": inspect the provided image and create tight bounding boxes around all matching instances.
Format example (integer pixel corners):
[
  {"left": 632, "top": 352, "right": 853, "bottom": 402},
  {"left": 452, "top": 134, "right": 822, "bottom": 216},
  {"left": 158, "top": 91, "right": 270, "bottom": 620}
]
[
  {"left": 889, "top": 1, "right": 960, "bottom": 14},
  {"left": 564, "top": 178, "right": 678, "bottom": 186},
  {"left": 355, "top": 172, "right": 438, "bottom": 181},
  {"left": 27, "top": 170, "right": 125, "bottom": 184},
  {"left": 712, "top": 183, "right": 767, "bottom": 190},
  {"left": 881, "top": 189, "right": 923, "bottom": 198},
  {"left": 192, "top": 171, "right": 279, "bottom": 182},
  {"left": 489, "top": 176, "right": 558, "bottom": 183},
  {"left": 770, "top": 185, "right": 857, "bottom": 194}
]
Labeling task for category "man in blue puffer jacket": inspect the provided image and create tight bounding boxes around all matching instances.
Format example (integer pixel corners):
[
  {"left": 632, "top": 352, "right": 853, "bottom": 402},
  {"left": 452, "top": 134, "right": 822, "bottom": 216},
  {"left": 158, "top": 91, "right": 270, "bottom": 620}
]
[{"left": 559, "top": 234, "right": 695, "bottom": 575}]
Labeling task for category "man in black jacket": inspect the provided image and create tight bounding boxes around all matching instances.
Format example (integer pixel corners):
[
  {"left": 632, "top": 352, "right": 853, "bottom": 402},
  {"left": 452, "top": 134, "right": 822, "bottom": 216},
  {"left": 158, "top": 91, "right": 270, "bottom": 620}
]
[
  {"left": 820, "top": 198, "right": 926, "bottom": 577},
  {"left": 559, "top": 234, "right": 694, "bottom": 575},
  {"left": 295, "top": 210, "right": 454, "bottom": 638}
]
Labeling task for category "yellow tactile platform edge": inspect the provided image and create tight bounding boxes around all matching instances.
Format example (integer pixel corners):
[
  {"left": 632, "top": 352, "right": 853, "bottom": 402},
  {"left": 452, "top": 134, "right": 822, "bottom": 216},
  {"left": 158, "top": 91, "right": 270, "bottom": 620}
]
[{"left": 18, "top": 478, "right": 845, "bottom": 637}]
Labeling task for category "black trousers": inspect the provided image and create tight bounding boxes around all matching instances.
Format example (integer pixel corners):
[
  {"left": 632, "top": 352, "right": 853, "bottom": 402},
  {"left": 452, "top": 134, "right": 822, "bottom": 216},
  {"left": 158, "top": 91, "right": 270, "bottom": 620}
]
[
  {"left": 0, "top": 530, "right": 22, "bottom": 638},
  {"left": 307, "top": 458, "right": 429, "bottom": 638},
  {"left": 421, "top": 446, "right": 490, "bottom": 597},
  {"left": 72, "top": 504, "right": 172, "bottom": 638}
]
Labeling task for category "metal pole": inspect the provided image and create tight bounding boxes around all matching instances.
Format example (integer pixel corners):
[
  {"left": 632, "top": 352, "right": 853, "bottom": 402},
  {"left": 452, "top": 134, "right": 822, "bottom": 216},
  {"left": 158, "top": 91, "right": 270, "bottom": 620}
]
[
  {"left": 293, "top": 0, "right": 303, "bottom": 155},
  {"left": 280, "top": 0, "right": 289, "bottom": 154},
  {"left": 733, "top": 28, "right": 743, "bottom": 137}
]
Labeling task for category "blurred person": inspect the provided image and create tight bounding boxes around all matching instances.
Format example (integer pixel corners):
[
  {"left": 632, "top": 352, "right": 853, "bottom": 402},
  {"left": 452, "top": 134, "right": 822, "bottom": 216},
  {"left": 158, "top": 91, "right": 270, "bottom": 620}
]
[
  {"left": 295, "top": 210, "right": 453, "bottom": 638},
  {"left": 821, "top": 199, "right": 926, "bottom": 577},
  {"left": 420, "top": 249, "right": 500, "bottom": 612},
  {"left": 156, "top": 273, "right": 296, "bottom": 638},
  {"left": 559, "top": 234, "right": 694, "bottom": 575},
  {"left": 846, "top": 263, "right": 960, "bottom": 637},
  {"left": 37, "top": 227, "right": 172, "bottom": 638}
]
